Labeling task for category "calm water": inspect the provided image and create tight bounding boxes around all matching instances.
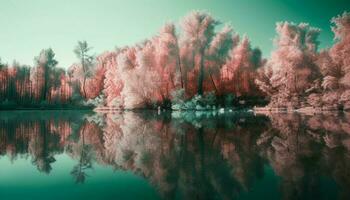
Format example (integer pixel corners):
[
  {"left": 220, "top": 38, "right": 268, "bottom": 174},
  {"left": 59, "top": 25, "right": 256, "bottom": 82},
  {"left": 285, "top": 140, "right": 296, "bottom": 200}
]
[{"left": 0, "top": 110, "right": 349, "bottom": 200}]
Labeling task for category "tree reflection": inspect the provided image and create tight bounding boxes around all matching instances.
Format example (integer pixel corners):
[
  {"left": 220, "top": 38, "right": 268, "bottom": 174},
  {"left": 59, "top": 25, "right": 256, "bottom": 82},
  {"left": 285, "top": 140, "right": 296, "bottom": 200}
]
[
  {"left": 257, "top": 112, "right": 350, "bottom": 200},
  {"left": 70, "top": 144, "right": 93, "bottom": 183},
  {"left": 69, "top": 123, "right": 93, "bottom": 183},
  {"left": 0, "top": 111, "right": 349, "bottom": 199}
]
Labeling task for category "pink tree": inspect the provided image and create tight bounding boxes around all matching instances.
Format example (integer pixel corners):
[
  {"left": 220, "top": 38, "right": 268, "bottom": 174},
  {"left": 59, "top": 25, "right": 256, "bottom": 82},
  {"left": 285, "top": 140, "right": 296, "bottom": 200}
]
[
  {"left": 69, "top": 58, "right": 105, "bottom": 101},
  {"left": 117, "top": 47, "right": 148, "bottom": 109},
  {"left": 220, "top": 36, "right": 263, "bottom": 96},
  {"left": 255, "top": 65, "right": 274, "bottom": 97},
  {"left": 256, "top": 22, "right": 321, "bottom": 109},
  {"left": 102, "top": 51, "right": 123, "bottom": 107},
  {"left": 68, "top": 63, "right": 85, "bottom": 99},
  {"left": 205, "top": 25, "right": 234, "bottom": 94},
  {"left": 316, "top": 50, "right": 341, "bottom": 109},
  {"left": 154, "top": 23, "right": 182, "bottom": 100},
  {"left": 84, "top": 58, "right": 106, "bottom": 100},
  {"left": 329, "top": 12, "right": 350, "bottom": 110},
  {"left": 30, "top": 65, "right": 45, "bottom": 100},
  {"left": 179, "top": 11, "right": 218, "bottom": 96},
  {"left": 58, "top": 73, "right": 72, "bottom": 103},
  {"left": 135, "top": 41, "right": 164, "bottom": 106}
]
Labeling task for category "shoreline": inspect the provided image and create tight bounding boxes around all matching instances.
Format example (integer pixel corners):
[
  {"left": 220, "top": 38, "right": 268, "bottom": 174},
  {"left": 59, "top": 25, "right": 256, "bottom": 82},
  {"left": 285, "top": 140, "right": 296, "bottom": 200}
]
[
  {"left": 253, "top": 106, "right": 346, "bottom": 115},
  {"left": 0, "top": 106, "right": 347, "bottom": 114},
  {"left": 0, "top": 107, "right": 93, "bottom": 111},
  {"left": 94, "top": 106, "right": 348, "bottom": 114}
]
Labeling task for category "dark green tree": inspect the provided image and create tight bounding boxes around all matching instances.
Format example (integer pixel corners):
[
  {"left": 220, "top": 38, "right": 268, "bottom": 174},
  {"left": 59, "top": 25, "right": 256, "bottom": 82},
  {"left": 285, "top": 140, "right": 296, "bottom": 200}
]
[
  {"left": 74, "top": 41, "right": 94, "bottom": 99},
  {"left": 35, "top": 48, "right": 58, "bottom": 101}
]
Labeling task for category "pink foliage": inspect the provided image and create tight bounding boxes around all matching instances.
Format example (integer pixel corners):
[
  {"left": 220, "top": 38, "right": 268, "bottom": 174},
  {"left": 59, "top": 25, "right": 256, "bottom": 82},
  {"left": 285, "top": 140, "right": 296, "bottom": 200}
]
[
  {"left": 3, "top": 11, "right": 350, "bottom": 110},
  {"left": 330, "top": 12, "right": 350, "bottom": 89},
  {"left": 85, "top": 61, "right": 106, "bottom": 100},
  {"left": 69, "top": 57, "right": 106, "bottom": 100},
  {"left": 219, "top": 36, "right": 261, "bottom": 96},
  {"left": 89, "top": 11, "right": 265, "bottom": 108},
  {"left": 30, "top": 66, "right": 45, "bottom": 100},
  {"left": 102, "top": 51, "right": 123, "bottom": 106},
  {"left": 256, "top": 22, "right": 321, "bottom": 109},
  {"left": 155, "top": 23, "right": 182, "bottom": 92},
  {"left": 179, "top": 11, "right": 218, "bottom": 96}
]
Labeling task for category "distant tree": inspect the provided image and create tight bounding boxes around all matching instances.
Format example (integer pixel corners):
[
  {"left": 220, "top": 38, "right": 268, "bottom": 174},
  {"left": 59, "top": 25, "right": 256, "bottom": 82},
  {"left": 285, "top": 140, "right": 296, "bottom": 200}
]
[
  {"left": 47, "top": 68, "right": 68, "bottom": 103},
  {"left": 15, "top": 65, "right": 31, "bottom": 103},
  {"left": 57, "top": 72, "right": 73, "bottom": 103},
  {"left": 73, "top": 41, "right": 94, "bottom": 99},
  {"left": 0, "top": 58, "right": 8, "bottom": 101},
  {"left": 34, "top": 48, "right": 58, "bottom": 101},
  {"left": 180, "top": 11, "right": 218, "bottom": 95}
]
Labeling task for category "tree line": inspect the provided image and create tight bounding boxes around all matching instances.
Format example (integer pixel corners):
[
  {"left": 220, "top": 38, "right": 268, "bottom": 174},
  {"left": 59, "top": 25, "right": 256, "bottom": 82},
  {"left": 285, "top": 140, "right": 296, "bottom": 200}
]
[{"left": 0, "top": 11, "right": 349, "bottom": 110}]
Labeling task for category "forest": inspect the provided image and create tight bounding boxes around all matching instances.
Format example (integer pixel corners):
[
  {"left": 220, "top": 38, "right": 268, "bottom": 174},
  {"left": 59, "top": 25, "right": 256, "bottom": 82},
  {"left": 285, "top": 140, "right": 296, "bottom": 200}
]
[{"left": 0, "top": 11, "right": 349, "bottom": 111}]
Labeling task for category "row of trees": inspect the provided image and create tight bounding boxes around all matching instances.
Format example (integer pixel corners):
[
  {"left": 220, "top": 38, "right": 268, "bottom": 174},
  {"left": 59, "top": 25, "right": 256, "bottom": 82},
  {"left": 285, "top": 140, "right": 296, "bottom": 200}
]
[
  {"left": 1, "top": 11, "right": 349, "bottom": 110},
  {"left": 75, "top": 11, "right": 266, "bottom": 109},
  {"left": 0, "top": 49, "right": 72, "bottom": 106},
  {"left": 0, "top": 43, "right": 101, "bottom": 107}
]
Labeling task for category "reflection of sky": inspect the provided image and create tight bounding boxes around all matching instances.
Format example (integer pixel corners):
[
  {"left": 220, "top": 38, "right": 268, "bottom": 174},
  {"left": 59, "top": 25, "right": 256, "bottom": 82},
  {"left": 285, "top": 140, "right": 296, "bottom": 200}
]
[
  {"left": 0, "top": 154, "right": 284, "bottom": 200},
  {"left": 0, "top": 154, "right": 160, "bottom": 200},
  {"left": 0, "top": 0, "right": 349, "bottom": 68},
  {"left": 238, "top": 165, "right": 281, "bottom": 200}
]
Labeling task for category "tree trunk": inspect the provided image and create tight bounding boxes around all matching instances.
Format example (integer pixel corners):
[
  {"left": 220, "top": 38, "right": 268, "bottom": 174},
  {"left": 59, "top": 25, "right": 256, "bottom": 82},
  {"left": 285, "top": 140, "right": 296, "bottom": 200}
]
[
  {"left": 209, "top": 73, "right": 218, "bottom": 94},
  {"left": 82, "top": 53, "right": 87, "bottom": 99},
  {"left": 43, "top": 65, "right": 49, "bottom": 101},
  {"left": 197, "top": 50, "right": 205, "bottom": 95},
  {"left": 177, "top": 55, "right": 184, "bottom": 89}
]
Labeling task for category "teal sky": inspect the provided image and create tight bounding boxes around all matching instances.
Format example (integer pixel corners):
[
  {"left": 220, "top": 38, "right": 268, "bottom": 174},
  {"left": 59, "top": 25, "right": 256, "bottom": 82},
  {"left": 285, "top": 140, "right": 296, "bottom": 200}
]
[{"left": 0, "top": 0, "right": 349, "bottom": 68}]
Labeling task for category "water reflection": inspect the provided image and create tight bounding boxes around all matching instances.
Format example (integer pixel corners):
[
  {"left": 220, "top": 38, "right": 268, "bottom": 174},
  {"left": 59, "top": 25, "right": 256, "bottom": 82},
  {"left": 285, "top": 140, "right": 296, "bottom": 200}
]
[{"left": 0, "top": 111, "right": 349, "bottom": 199}]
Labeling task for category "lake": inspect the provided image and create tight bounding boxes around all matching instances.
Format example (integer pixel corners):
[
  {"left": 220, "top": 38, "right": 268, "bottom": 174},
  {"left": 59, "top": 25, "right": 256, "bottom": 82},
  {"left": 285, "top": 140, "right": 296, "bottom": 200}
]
[{"left": 0, "top": 110, "right": 349, "bottom": 200}]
